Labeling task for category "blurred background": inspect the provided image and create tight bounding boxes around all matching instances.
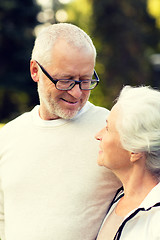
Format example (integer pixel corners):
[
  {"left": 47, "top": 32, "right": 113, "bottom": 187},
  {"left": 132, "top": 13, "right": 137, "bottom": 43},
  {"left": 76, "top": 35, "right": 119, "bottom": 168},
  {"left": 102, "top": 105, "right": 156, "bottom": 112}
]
[{"left": 0, "top": 0, "right": 160, "bottom": 123}]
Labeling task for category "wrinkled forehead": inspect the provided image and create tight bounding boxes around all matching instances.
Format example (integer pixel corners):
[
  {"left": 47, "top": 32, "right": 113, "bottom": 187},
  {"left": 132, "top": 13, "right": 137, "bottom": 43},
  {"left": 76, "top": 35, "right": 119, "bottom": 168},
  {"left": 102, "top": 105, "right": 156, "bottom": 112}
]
[
  {"left": 53, "top": 38, "right": 95, "bottom": 57},
  {"left": 48, "top": 39, "right": 96, "bottom": 67}
]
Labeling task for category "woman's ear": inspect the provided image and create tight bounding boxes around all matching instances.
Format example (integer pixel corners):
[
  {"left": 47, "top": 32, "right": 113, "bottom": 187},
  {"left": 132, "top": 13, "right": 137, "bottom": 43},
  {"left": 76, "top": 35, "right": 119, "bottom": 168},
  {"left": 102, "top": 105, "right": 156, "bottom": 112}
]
[
  {"left": 30, "top": 60, "right": 39, "bottom": 82},
  {"left": 130, "top": 152, "right": 144, "bottom": 163}
]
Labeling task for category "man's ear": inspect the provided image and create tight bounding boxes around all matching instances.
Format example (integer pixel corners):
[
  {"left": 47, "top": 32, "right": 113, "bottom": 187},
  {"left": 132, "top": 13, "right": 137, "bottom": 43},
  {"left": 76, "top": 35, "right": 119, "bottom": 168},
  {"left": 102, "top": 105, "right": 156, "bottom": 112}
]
[
  {"left": 130, "top": 152, "right": 144, "bottom": 163},
  {"left": 30, "top": 60, "right": 39, "bottom": 82}
]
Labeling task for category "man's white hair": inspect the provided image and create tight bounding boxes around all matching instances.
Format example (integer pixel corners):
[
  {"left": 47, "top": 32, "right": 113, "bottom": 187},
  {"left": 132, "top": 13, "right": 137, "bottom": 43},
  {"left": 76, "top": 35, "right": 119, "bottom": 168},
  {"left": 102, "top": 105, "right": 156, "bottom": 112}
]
[
  {"left": 115, "top": 85, "right": 160, "bottom": 180},
  {"left": 31, "top": 23, "right": 96, "bottom": 65}
]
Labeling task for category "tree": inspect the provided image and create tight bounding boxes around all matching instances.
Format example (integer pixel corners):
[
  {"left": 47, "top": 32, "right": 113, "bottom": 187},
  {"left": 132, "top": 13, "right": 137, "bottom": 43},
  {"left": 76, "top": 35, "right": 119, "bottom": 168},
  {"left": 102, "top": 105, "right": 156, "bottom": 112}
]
[
  {"left": 91, "top": 0, "right": 160, "bottom": 108},
  {"left": 0, "top": 0, "right": 41, "bottom": 122}
]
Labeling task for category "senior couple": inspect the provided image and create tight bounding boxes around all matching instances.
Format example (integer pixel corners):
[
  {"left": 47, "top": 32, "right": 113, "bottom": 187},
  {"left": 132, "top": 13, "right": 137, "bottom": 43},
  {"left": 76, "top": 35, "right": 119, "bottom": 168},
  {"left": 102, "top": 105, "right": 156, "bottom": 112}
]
[{"left": 0, "top": 23, "right": 160, "bottom": 240}]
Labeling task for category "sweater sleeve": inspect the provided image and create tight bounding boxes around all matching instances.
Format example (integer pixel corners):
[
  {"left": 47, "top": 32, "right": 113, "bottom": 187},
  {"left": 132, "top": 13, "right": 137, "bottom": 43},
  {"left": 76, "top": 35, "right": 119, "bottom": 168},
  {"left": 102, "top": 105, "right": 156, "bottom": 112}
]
[
  {"left": 0, "top": 126, "right": 6, "bottom": 240},
  {"left": 0, "top": 179, "right": 5, "bottom": 240}
]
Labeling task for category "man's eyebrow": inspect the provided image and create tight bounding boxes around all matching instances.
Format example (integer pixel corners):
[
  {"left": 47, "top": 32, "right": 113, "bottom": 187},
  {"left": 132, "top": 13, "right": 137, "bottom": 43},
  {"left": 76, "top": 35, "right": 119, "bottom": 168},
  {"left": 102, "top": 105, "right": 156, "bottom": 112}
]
[
  {"left": 50, "top": 73, "right": 71, "bottom": 78},
  {"left": 52, "top": 74, "right": 92, "bottom": 79}
]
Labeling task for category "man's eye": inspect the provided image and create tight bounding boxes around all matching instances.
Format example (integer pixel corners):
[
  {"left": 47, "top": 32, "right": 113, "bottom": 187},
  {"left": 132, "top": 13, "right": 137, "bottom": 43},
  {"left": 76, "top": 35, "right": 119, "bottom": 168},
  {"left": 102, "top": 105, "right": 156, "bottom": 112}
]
[
  {"left": 61, "top": 80, "right": 72, "bottom": 84},
  {"left": 82, "top": 80, "right": 89, "bottom": 84}
]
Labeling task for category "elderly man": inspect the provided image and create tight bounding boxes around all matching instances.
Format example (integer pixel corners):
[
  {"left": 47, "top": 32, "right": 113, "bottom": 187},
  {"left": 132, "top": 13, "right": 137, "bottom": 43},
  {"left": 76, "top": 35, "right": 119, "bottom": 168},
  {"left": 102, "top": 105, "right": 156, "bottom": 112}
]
[{"left": 0, "top": 23, "right": 120, "bottom": 240}]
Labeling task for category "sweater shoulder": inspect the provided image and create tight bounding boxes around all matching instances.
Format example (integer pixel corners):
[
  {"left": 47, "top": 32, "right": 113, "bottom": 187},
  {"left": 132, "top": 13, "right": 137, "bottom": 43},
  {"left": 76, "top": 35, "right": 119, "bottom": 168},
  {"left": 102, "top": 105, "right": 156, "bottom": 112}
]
[
  {"left": 71, "top": 102, "right": 109, "bottom": 132},
  {"left": 87, "top": 102, "right": 109, "bottom": 114},
  {"left": 0, "top": 109, "right": 33, "bottom": 137},
  {"left": 79, "top": 101, "right": 109, "bottom": 120}
]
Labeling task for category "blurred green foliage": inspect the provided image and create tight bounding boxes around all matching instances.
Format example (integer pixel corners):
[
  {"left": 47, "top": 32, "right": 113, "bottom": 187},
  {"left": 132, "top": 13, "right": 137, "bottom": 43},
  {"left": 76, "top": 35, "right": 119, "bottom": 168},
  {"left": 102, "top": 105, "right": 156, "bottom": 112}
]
[
  {"left": 91, "top": 0, "right": 160, "bottom": 109},
  {"left": 0, "top": 0, "right": 41, "bottom": 122}
]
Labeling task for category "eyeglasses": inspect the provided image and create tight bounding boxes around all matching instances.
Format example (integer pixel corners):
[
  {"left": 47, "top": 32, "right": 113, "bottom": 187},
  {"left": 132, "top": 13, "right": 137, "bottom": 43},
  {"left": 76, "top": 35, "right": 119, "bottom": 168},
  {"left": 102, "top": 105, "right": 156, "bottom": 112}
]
[{"left": 36, "top": 61, "right": 99, "bottom": 91}]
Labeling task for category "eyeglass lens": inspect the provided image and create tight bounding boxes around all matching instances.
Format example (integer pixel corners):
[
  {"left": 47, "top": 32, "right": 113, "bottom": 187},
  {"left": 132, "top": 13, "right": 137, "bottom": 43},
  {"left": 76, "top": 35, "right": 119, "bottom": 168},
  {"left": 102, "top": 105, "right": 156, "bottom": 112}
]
[{"left": 56, "top": 80, "right": 97, "bottom": 90}]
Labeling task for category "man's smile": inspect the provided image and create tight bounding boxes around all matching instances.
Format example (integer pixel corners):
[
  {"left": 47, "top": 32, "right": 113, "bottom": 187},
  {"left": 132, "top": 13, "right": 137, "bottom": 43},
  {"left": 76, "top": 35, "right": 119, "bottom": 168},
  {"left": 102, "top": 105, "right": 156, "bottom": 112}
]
[{"left": 61, "top": 98, "right": 79, "bottom": 105}]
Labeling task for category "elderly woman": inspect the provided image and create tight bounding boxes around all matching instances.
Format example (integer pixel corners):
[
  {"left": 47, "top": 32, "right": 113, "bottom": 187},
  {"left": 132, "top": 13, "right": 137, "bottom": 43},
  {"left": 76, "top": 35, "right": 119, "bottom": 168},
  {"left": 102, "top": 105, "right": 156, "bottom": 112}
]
[{"left": 95, "top": 85, "right": 160, "bottom": 240}]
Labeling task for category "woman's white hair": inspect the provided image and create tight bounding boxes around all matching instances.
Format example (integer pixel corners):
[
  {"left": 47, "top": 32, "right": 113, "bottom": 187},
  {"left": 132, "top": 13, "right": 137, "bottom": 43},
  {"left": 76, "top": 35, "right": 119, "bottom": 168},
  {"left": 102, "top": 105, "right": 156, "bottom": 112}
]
[
  {"left": 31, "top": 23, "right": 96, "bottom": 65},
  {"left": 116, "top": 85, "right": 160, "bottom": 180}
]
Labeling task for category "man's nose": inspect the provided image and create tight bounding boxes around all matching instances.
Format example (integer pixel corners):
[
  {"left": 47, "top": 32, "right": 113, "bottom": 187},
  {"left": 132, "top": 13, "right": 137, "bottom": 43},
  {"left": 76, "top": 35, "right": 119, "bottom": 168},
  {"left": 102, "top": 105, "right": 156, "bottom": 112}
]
[{"left": 67, "top": 84, "right": 83, "bottom": 98}]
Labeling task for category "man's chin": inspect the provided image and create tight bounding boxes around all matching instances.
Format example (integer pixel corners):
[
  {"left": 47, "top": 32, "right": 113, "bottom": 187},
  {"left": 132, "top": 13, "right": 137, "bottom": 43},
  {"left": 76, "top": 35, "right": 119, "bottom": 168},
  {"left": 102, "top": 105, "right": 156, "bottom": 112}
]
[{"left": 56, "top": 109, "right": 79, "bottom": 120}]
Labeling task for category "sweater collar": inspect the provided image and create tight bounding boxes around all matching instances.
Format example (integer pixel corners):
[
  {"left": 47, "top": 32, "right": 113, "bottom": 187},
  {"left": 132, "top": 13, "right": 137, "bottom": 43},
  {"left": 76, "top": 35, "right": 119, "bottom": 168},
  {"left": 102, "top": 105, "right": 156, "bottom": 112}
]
[{"left": 31, "top": 101, "right": 92, "bottom": 127}]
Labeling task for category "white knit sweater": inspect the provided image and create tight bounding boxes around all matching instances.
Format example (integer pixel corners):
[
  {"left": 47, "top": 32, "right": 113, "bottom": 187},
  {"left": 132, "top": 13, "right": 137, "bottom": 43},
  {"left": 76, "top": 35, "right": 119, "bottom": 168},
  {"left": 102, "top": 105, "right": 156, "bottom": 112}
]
[{"left": 0, "top": 101, "right": 121, "bottom": 240}]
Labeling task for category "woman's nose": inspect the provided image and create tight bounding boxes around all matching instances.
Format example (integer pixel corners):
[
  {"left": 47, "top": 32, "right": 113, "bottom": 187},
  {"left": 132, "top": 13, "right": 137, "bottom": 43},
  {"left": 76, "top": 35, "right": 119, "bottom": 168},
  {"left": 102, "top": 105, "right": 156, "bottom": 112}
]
[{"left": 95, "top": 129, "right": 103, "bottom": 141}]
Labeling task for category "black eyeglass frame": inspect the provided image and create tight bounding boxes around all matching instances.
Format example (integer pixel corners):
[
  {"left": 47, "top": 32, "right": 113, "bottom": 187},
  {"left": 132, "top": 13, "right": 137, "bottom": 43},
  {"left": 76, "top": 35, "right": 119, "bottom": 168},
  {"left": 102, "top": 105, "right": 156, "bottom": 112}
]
[{"left": 35, "top": 61, "right": 99, "bottom": 91}]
